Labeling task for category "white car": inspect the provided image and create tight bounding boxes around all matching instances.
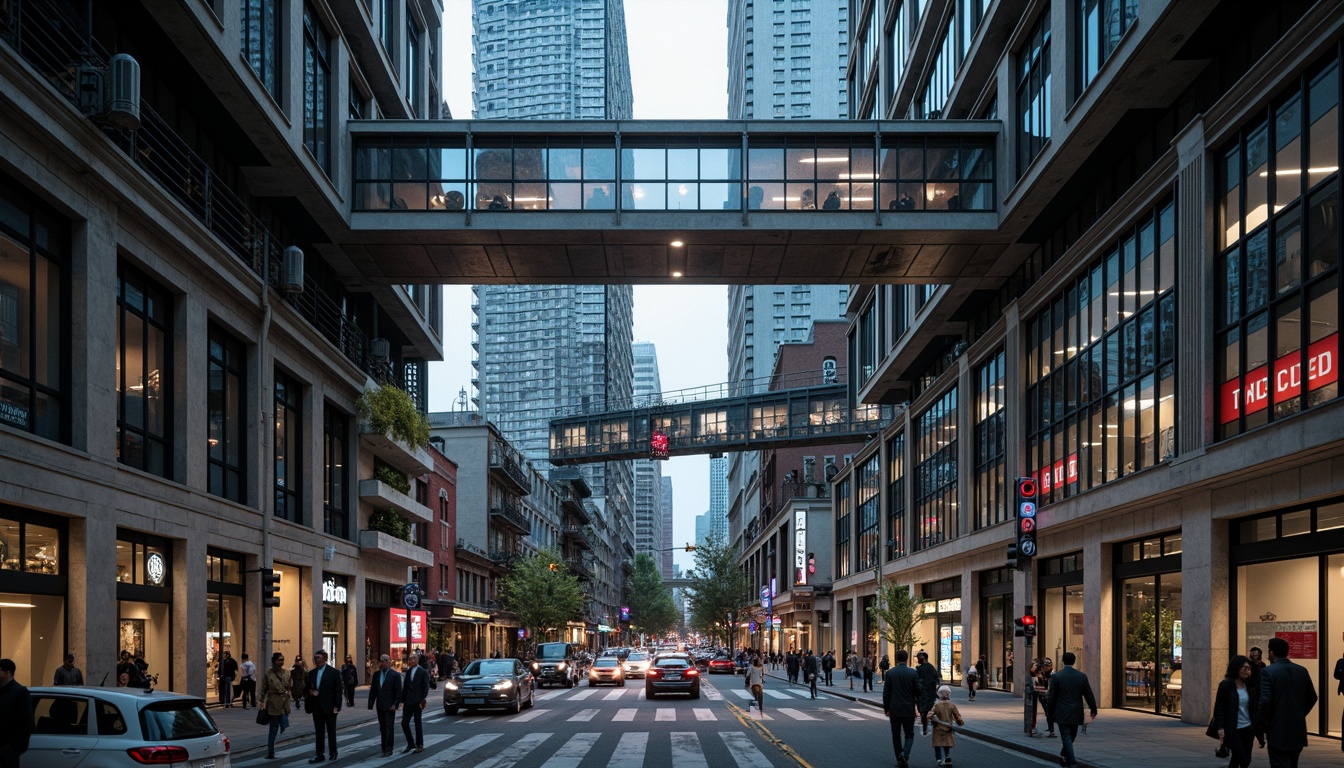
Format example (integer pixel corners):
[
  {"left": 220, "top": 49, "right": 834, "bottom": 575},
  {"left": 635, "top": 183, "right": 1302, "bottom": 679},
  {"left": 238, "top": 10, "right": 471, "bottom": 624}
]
[
  {"left": 26, "top": 686, "right": 229, "bottom": 768},
  {"left": 623, "top": 652, "right": 652, "bottom": 679}
]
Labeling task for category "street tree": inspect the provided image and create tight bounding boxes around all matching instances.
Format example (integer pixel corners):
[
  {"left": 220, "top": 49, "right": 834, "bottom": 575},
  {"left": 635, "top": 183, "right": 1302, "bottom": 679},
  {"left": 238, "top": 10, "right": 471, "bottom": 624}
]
[
  {"left": 684, "top": 532, "right": 752, "bottom": 647},
  {"left": 625, "top": 553, "right": 679, "bottom": 640},
  {"left": 498, "top": 547, "right": 585, "bottom": 648},
  {"left": 867, "top": 579, "right": 927, "bottom": 656}
]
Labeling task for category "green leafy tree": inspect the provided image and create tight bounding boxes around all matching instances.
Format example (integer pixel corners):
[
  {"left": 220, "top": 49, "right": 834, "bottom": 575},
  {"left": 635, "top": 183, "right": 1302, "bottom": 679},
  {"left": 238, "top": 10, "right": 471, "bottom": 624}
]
[
  {"left": 684, "top": 533, "right": 752, "bottom": 648},
  {"left": 867, "top": 580, "right": 927, "bottom": 655},
  {"left": 625, "top": 553, "right": 679, "bottom": 639},
  {"left": 498, "top": 548, "right": 585, "bottom": 646}
]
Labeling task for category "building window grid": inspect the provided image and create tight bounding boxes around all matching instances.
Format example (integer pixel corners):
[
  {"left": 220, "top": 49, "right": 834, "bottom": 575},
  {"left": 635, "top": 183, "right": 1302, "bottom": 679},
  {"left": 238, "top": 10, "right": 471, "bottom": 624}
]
[
  {"left": 116, "top": 264, "right": 172, "bottom": 478},
  {"left": 856, "top": 453, "right": 881, "bottom": 571},
  {"left": 1016, "top": 10, "right": 1051, "bottom": 177},
  {"left": 1215, "top": 59, "right": 1341, "bottom": 439},
  {"left": 241, "top": 0, "right": 281, "bottom": 103},
  {"left": 915, "top": 387, "right": 958, "bottom": 551},
  {"left": 405, "top": 13, "right": 421, "bottom": 116},
  {"left": 835, "top": 477, "right": 852, "bottom": 579},
  {"left": 323, "top": 405, "right": 349, "bottom": 538},
  {"left": 1025, "top": 199, "right": 1178, "bottom": 506},
  {"left": 886, "top": 433, "right": 906, "bottom": 560},
  {"left": 1075, "top": 0, "right": 1138, "bottom": 97},
  {"left": 302, "top": 5, "right": 331, "bottom": 173},
  {"left": 206, "top": 324, "right": 246, "bottom": 503},
  {"left": 274, "top": 370, "right": 302, "bottom": 523},
  {"left": 974, "top": 350, "right": 1006, "bottom": 530}
]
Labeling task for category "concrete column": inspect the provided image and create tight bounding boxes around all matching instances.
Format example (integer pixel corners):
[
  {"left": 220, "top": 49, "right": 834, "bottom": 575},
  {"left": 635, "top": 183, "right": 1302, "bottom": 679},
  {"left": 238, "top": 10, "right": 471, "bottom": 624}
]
[
  {"left": 1181, "top": 491, "right": 1226, "bottom": 725},
  {"left": 72, "top": 190, "right": 120, "bottom": 457},
  {"left": 1083, "top": 525, "right": 1113, "bottom": 706},
  {"left": 1003, "top": 302, "right": 1023, "bottom": 495},
  {"left": 956, "top": 352, "right": 973, "bottom": 539},
  {"left": 1174, "top": 117, "right": 1209, "bottom": 455},
  {"left": 78, "top": 513, "right": 119, "bottom": 686},
  {"left": 180, "top": 291, "right": 207, "bottom": 491},
  {"left": 178, "top": 534, "right": 208, "bottom": 696}
]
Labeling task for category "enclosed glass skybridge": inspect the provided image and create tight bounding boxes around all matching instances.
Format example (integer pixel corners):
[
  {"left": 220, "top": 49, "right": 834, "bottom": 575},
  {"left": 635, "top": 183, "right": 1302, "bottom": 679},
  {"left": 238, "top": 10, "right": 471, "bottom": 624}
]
[{"left": 548, "top": 369, "right": 894, "bottom": 465}]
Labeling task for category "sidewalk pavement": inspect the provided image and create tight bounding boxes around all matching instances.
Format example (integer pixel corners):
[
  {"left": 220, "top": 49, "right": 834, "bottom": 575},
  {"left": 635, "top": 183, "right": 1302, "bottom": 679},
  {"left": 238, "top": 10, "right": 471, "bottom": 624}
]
[
  {"left": 763, "top": 670, "right": 1342, "bottom": 768},
  {"left": 210, "top": 687, "right": 380, "bottom": 756}
]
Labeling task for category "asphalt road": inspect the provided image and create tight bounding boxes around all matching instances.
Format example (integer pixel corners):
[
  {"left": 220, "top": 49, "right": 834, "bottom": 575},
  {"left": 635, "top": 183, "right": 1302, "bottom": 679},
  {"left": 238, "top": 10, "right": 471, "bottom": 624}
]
[{"left": 231, "top": 675, "right": 1053, "bottom": 768}]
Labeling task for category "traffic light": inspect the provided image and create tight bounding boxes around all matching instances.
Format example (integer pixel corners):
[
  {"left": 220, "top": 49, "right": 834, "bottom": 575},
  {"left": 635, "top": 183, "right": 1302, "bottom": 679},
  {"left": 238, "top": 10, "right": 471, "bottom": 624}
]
[
  {"left": 1014, "top": 610, "right": 1037, "bottom": 638},
  {"left": 549, "top": 562, "right": 558, "bottom": 571},
  {"left": 1005, "top": 542, "right": 1019, "bottom": 569},
  {"left": 1014, "top": 476, "right": 1039, "bottom": 568},
  {"left": 262, "top": 569, "right": 281, "bottom": 608},
  {"left": 684, "top": 544, "right": 697, "bottom": 552},
  {"left": 650, "top": 430, "right": 670, "bottom": 461}
]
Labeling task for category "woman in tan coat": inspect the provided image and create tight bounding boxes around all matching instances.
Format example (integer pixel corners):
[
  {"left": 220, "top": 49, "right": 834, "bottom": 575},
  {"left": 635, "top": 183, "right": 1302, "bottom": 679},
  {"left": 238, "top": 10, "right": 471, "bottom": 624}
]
[
  {"left": 259, "top": 652, "right": 292, "bottom": 759},
  {"left": 929, "top": 685, "right": 964, "bottom": 767}
]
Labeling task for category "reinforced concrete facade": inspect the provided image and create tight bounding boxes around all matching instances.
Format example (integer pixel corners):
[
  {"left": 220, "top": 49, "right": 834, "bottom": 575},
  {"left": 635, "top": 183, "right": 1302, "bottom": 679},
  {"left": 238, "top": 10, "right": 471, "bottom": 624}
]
[{"left": 832, "top": 0, "right": 1344, "bottom": 740}]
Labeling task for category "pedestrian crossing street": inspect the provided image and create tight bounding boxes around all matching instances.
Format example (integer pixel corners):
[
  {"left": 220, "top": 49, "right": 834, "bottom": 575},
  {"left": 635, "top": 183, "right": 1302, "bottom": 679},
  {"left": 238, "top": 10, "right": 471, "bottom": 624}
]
[{"left": 234, "top": 728, "right": 786, "bottom": 768}]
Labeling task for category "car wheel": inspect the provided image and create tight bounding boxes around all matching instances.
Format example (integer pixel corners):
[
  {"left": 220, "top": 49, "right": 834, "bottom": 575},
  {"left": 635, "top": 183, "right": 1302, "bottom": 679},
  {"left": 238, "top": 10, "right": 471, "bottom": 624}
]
[
  {"left": 444, "top": 705, "right": 459, "bottom": 716},
  {"left": 508, "top": 691, "right": 522, "bottom": 715},
  {"left": 645, "top": 689, "right": 655, "bottom": 700},
  {"left": 523, "top": 688, "right": 535, "bottom": 709},
  {"left": 691, "top": 686, "right": 701, "bottom": 700},
  {"left": 588, "top": 680, "right": 595, "bottom": 687},
  {"left": 619, "top": 680, "right": 625, "bottom": 687}
]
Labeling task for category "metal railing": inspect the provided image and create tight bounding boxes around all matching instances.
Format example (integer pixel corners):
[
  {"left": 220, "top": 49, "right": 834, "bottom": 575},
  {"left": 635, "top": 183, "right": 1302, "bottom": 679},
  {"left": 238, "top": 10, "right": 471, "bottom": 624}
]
[
  {"left": 558, "top": 367, "right": 853, "bottom": 417},
  {"left": 562, "top": 525, "right": 596, "bottom": 551},
  {"left": 3, "top": 0, "right": 385, "bottom": 381},
  {"left": 488, "top": 448, "right": 531, "bottom": 492},
  {"left": 489, "top": 502, "right": 530, "bottom": 534}
]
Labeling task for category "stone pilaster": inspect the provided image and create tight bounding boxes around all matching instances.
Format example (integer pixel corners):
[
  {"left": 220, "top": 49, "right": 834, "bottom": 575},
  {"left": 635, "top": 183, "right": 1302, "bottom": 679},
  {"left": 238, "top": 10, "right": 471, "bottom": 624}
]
[
  {"left": 1180, "top": 491, "right": 1225, "bottom": 725},
  {"left": 1174, "top": 117, "right": 1208, "bottom": 456}
]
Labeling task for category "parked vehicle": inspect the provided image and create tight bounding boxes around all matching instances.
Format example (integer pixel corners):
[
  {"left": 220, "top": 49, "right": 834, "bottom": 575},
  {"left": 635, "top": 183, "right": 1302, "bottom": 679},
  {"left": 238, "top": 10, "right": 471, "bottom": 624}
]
[
  {"left": 26, "top": 686, "right": 229, "bottom": 768},
  {"left": 444, "top": 658, "right": 535, "bottom": 715},
  {"left": 708, "top": 656, "right": 737, "bottom": 674}
]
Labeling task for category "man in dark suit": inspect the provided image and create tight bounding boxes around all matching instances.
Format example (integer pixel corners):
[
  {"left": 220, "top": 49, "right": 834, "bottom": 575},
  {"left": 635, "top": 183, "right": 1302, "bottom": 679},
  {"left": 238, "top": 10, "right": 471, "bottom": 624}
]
[
  {"left": 882, "top": 649, "right": 920, "bottom": 768},
  {"left": 305, "top": 649, "right": 343, "bottom": 763},
  {"left": 1256, "top": 636, "right": 1318, "bottom": 768},
  {"left": 367, "top": 654, "right": 402, "bottom": 757},
  {"left": 401, "top": 653, "right": 430, "bottom": 753},
  {"left": 0, "top": 658, "right": 33, "bottom": 768},
  {"left": 1046, "top": 652, "right": 1097, "bottom": 768}
]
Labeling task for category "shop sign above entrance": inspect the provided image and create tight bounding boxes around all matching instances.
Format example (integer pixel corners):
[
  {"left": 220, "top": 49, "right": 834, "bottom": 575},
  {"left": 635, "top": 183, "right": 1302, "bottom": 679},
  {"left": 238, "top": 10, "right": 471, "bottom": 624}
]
[
  {"left": 322, "top": 578, "right": 348, "bottom": 604},
  {"left": 452, "top": 607, "right": 490, "bottom": 621},
  {"left": 145, "top": 553, "right": 166, "bottom": 586}
]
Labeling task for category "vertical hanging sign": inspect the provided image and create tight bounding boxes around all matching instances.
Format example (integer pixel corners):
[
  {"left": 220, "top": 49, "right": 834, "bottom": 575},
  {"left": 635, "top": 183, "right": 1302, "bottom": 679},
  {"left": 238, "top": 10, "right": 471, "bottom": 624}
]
[{"left": 794, "top": 509, "right": 808, "bottom": 585}]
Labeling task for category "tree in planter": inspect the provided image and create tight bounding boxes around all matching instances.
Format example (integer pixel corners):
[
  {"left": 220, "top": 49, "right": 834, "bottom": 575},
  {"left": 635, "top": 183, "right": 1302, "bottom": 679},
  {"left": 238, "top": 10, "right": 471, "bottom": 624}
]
[
  {"left": 499, "top": 548, "right": 585, "bottom": 646},
  {"left": 868, "top": 580, "right": 928, "bottom": 658},
  {"left": 374, "top": 463, "right": 411, "bottom": 495},
  {"left": 357, "top": 385, "right": 430, "bottom": 448},
  {"left": 368, "top": 508, "right": 412, "bottom": 542}
]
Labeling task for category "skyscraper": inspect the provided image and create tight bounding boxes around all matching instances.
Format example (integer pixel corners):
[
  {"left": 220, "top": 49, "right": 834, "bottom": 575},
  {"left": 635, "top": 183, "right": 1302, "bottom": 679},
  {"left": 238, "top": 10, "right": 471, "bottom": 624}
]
[
  {"left": 694, "top": 511, "right": 713, "bottom": 549},
  {"left": 660, "top": 475, "right": 674, "bottom": 579},
  {"left": 633, "top": 342, "right": 664, "bottom": 559},
  {"left": 727, "top": 0, "right": 849, "bottom": 121},
  {"left": 709, "top": 455, "right": 729, "bottom": 542},
  {"left": 472, "top": 0, "right": 633, "bottom": 119}
]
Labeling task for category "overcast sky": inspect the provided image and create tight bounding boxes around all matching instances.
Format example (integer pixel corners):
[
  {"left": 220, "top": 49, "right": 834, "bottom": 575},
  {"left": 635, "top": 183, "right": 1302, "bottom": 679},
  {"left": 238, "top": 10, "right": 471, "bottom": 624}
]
[{"left": 427, "top": 0, "right": 731, "bottom": 572}]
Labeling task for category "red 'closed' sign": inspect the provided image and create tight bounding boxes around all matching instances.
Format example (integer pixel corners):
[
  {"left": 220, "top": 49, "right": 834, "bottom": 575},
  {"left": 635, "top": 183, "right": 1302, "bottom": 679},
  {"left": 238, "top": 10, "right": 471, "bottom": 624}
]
[{"left": 1219, "top": 333, "right": 1337, "bottom": 423}]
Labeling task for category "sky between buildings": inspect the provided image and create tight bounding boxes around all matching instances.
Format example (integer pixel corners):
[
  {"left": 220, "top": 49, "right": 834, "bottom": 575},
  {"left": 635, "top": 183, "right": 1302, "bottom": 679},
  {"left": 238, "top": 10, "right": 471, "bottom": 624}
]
[{"left": 428, "top": 0, "right": 732, "bottom": 572}]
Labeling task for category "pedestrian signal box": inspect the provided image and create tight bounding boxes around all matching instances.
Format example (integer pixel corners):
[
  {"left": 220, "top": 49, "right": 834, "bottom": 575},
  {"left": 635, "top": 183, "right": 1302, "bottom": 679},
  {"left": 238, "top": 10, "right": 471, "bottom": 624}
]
[{"left": 1015, "top": 477, "right": 1038, "bottom": 567}]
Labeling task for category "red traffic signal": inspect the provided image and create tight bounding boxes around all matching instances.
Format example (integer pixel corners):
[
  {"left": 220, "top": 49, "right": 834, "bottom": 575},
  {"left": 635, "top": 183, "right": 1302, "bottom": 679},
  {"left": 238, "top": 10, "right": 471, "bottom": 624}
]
[
  {"left": 1017, "top": 477, "right": 1037, "bottom": 499},
  {"left": 1021, "top": 614, "right": 1036, "bottom": 627},
  {"left": 650, "top": 430, "right": 670, "bottom": 461}
]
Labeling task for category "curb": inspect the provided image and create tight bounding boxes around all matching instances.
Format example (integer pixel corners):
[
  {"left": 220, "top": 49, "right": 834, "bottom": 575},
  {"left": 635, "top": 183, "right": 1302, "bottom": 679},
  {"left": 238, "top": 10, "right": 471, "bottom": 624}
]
[{"left": 761, "top": 671, "right": 1103, "bottom": 768}]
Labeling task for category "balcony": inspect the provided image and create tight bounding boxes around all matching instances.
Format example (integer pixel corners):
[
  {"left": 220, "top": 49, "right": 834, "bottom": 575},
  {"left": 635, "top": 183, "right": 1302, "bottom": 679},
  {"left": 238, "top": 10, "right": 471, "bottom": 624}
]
[
  {"left": 488, "top": 449, "right": 531, "bottom": 495},
  {"left": 562, "top": 525, "right": 595, "bottom": 551},
  {"left": 455, "top": 538, "right": 495, "bottom": 568},
  {"left": 558, "top": 488, "right": 592, "bottom": 525},
  {"left": 566, "top": 556, "right": 593, "bottom": 581},
  {"left": 359, "top": 529, "right": 433, "bottom": 567},
  {"left": 359, "top": 479, "right": 432, "bottom": 524},
  {"left": 620, "top": 557, "right": 634, "bottom": 575},
  {"left": 622, "top": 541, "right": 635, "bottom": 558},
  {"left": 489, "top": 502, "right": 531, "bottom": 535},
  {"left": 360, "top": 427, "right": 435, "bottom": 478}
]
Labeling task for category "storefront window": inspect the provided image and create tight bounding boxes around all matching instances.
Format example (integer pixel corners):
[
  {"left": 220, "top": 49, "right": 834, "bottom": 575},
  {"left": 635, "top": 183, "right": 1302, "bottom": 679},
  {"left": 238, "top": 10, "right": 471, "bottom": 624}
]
[
  {"left": 980, "top": 567, "right": 1013, "bottom": 691},
  {"left": 323, "top": 405, "right": 350, "bottom": 538},
  {"left": 205, "top": 548, "right": 244, "bottom": 696},
  {"left": 0, "top": 593, "right": 65, "bottom": 686},
  {"left": 834, "top": 478, "right": 852, "bottom": 579},
  {"left": 1119, "top": 570, "right": 1183, "bottom": 716},
  {"left": 116, "top": 530, "right": 172, "bottom": 689},
  {"left": 887, "top": 433, "right": 906, "bottom": 560},
  {"left": 919, "top": 578, "right": 963, "bottom": 683},
  {"left": 322, "top": 573, "right": 350, "bottom": 663},
  {"left": 207, "top": 324, "right": 246, "bottom": 503},
  {"left": 0, "top": 507, "right": 66, "bottom": 686},
  {"left": 274, "top": 370, "right": 302, "bottom": 523},
  {"left": 856, "top": 454, "right": 881, "bottom": 571}
]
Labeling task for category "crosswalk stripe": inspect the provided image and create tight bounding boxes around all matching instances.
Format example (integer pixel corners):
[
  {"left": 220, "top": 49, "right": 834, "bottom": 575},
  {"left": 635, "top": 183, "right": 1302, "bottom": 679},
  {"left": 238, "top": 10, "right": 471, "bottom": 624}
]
[
  {"left": 763, "top": 690, "right": 793, "bottom": 700},
  {"left": 776, "top": 707, "right": 819, "bottom": 720},
  {"left": 656, "top": 707, "right": 677, "bottom": 721},
  {"left": 508, "top": 706, "right": 549, "bottom": 723},
  {"left": 472, "top": 732, "right": 550, "bottom": 768},
  {"left": 608, "top": 732, "right": 648, "bottom": 768},
  {"left": 568, "top": 688, "right": 601, "bottom": 701},
  {"left": 332, "top": 734, "right": 452, "bottom": 768},
  {"left": 819, "top": 707, "right": 865, "bottom": 721},
  {"left": 271, "top": 736, "right": 382, "bottom": 768},
  {"left": 693, "top": 708, "right": 717, "bottom": 721},
  {"left": 728, "top": 689, "right": 754, "bottom": 700},
  {"left": 612, "top": 707, "right": 637, "bottom": 722},
  {"left": 720, "top": 732, "right": 773, "bottom": 768},
  {"left": 568, "top": 708, "right": 599, "bottom": 722},
  {"left": 603, "top": 688, "right": 628, "bottom": 700},
  {"left": 544, "top": 732, "right": 601, "bottom": 768},
  {"left": 432, "top": 734, "right": 503, "bottom": 765},
  {"left": 701, "top": 687, "right": 724, "bottom": 701},
  {"left": 234, "top": 733, "right": 370, "bottom": 767},
  {"left": 852, "top": 707, "right": 888, "bottom": 719},
  {"left": 670, "top": 732, "right": 708, "bottom": 768}
]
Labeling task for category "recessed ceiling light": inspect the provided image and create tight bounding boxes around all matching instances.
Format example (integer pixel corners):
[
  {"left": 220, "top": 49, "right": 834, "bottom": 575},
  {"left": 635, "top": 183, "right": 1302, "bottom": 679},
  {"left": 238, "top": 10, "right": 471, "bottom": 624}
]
[
  {"left": 671, "top": 271, "right": 684, "bottom": 278},
  {"left": 670, "top": 240, "right": 684, "bottom": 247}
]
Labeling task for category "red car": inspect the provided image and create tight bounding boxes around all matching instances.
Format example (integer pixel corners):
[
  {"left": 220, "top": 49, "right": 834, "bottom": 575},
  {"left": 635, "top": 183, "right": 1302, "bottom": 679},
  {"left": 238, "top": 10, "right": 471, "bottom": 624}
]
[{"left": 707, "top": 656, "right": 737, "bottom": 674}]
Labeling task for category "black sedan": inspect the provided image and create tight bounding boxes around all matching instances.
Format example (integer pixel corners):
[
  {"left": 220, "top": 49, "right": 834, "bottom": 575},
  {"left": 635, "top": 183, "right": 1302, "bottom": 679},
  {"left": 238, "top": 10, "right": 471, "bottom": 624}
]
[
  {"left": 443, "top": 659, "right": 535, "bottom": 715},
  {"left": 645, "top": 655, "right": 701, "bottom": 699}
]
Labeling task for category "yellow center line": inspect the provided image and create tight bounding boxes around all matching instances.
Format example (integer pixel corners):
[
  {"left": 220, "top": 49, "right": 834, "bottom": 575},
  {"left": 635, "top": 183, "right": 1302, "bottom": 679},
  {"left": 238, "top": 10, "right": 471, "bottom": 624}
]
[{"left": 724, "top": 700, "right": 816, "bottom": 768}]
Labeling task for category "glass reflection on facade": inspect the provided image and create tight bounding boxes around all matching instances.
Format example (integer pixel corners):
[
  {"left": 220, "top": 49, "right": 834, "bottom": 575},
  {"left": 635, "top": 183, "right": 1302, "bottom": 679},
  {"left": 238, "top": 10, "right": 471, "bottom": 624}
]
[
  {"left": 974, "top": 350, "right": 1006, "bottom": 529},
  {"left": 116, "top": 264, "right": 172, "bottom": 478},
  {"left": 886, "top": 433, "right": 906, "bottom": 560},
  {"left": 1216, "top": 60, "right": 1340, "bottom": 438},
  {"left": 915, "top": 388, "right": 958, "bottom": 551},
  {"left": 207, "top": 324, "right": 246, "bottom": 503},
  {"left": 835, "top": 477, "right": 852, "bottom": 580},
  {"left": 856, "top": 454, "right": 881, "bottom": 570},
  {"left": 274, "top": 370, "right": 302, "bottom": 523}
]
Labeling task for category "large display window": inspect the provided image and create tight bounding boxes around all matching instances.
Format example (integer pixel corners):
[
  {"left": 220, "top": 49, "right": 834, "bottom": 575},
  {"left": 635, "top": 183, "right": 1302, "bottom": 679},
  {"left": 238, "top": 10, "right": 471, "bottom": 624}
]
[
  {"left": 1038, "top": 553, "right": 1085, "bottom": 676},
  {"left": 321, "top": 573, "right": 350, "bottom": 663},
  {"left": 205, "top": 549, "right": 245, "bottom": 695},
  {"left": 918, "top": 577, "right": 963, "bottom": 683},
  {"left": 1115, "top": 532, "right": 1183, "bottom": 716},
  {"left": 0, "top": 508, "right": 66, "bottom": 687},
  {"left": 116, "top": 529, "right": 172, "bottom": 689},
  {"left": 979, "top": 567, "right": 1013, "bottom": 691}
]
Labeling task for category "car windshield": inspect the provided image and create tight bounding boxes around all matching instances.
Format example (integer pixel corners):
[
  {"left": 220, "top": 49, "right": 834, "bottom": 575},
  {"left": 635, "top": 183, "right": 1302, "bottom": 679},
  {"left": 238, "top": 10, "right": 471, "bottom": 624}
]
[
  {"left": 655, "top": 658, "right": 689, "bottom": 668},
  {"left": 535, "top": 644, "right": 569, "bottom": 660},
  {"left": 139, "top": 701, "right": 218, "bottom": 741},
  {"left": 594, "top": 659, "right": 619, "bottom": 668},
  {"left": 627, "top": 653, "right": 649, "bottom": 661},
  {"left": 464, "top": 661, "right": 515, "bottom": 676}
]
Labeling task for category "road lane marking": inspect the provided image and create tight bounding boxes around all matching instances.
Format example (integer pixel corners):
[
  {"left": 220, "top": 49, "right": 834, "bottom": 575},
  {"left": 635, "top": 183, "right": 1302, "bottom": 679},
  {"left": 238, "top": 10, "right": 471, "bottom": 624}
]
[
  {"left": 670, "top": 732, "right": 708, "bottom": 768},
  {"left": 568, "top": 708, "right": 599, "bottom": 722},
  {"left": 603, "top": 688, "right": 628, "bottom": 700},
  {"left": 763, "top": 690, "right": 794, "bottom": 700},
  {"left": 471, "top": 731, "right": 551, "bottom": 768},
  {"left": 568, "top": 688, "right": 601, "bottom": 700},
  {"left": 776, "top": 708, "right": 819, "bottom": 720},
  {"left": 719, "top": 731, "right": 774, "bottom": 768},
  {"left": 852, "top": 707, "right": 888, "bottom": 719},
  {"left": 607, "top": 732, "right": 649, "bottom": 768},
  {"left": 693, "top": 708, "right": 717, "bottom": 721},
  {"left": 819, "top": 707, "right": 864, "bottom": 720},
  {"left": 541, "top": 732, "right": 600, "bottom": 768},
  {"left": 329, "top": 735, "right": 451, "bottom": 768},
  {"left": 508, "top": 706, "right": 549, "bottom": 723},
  {"left": 656, "top": 707, "right": 677, "bottom": 721},
  {"left": 728, "top": 689, "right": 754, "bottom": 700},
  {"left": 428, "top": 733, "right": 502, "bottom": 764},
  {"left": 612, "top": 707, "right": 638, "bottom": 721}
]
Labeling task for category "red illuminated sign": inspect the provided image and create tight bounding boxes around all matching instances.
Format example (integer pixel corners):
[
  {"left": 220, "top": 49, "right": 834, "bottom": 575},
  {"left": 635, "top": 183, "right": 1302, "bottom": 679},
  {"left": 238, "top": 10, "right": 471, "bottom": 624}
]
[
  {"left": 1274, "top": 631, "right": 1317, "bottom": 659},
  {"left": 1038, "top": 453, "right": 1080, "bottom": 495},
  {"left": 650, "top": 430, "right": 670, "bottom": 461},
  {"left": 390, "top": 610, "right": 428, "bottom": 644},
  {"left": 1220, "top": 333, "right": 1338, "bottom": 424}
]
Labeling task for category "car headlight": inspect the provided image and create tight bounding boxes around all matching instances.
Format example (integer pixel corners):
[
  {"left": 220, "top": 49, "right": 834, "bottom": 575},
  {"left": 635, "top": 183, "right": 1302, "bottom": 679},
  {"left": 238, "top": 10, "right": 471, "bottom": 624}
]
[
  {"left": 445, "top": 681, "right": 459, "bottom": 691},
  {"left": 557, "top": 662, "right": 567, "bottom": 671},
  {"left": 493, "top": 679, "right": 514, "bottom": 690},
  {"left": 531, "top": 662, "right": 540, "bottom": 669}
]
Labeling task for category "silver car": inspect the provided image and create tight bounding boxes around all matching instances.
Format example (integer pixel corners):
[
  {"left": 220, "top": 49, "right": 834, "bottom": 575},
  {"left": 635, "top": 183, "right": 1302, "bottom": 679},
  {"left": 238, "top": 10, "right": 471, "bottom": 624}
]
[{"left": 26, "top": 686, "right": 229, "bottom": 768}]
